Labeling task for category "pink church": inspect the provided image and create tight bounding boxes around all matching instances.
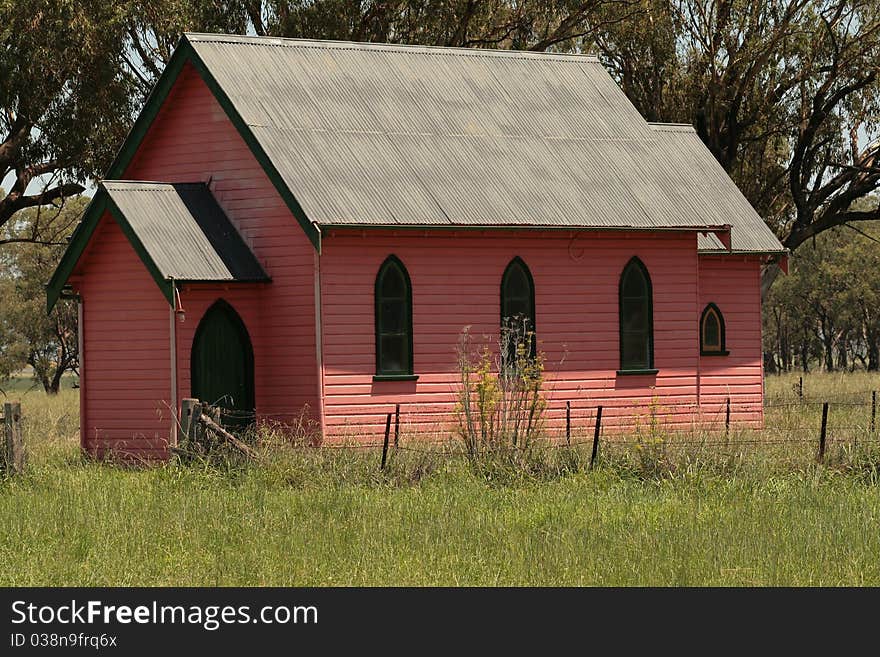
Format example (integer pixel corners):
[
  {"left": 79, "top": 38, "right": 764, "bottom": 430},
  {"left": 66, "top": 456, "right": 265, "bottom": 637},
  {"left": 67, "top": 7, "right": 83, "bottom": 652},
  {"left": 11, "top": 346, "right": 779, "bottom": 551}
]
[{"left": 48, "top": 34, "right": 785, "bottom": 458}]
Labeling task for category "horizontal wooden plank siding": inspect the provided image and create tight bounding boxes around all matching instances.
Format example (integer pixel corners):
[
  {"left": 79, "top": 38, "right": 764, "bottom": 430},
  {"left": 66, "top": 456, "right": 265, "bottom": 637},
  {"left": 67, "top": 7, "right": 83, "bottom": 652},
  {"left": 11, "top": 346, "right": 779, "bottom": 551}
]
[
  {"left": 76, "top": 216, "right": 172, "bottom": 459},
  {"left": 124, "top": 63, "right": 319, "bottom": 432},
  {"left": 319, "top": 230, "right": 725, "bottom": 441},
  {"left": 71, "top": 62, "right": 320, "bottom": 456},
  {"left": 698, "top": 255, "right": 765, "bottom": 428}
]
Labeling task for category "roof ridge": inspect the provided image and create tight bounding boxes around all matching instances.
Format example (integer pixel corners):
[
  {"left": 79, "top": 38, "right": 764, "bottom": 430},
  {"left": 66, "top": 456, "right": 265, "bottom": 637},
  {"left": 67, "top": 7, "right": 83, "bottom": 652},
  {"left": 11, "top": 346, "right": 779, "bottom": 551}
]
[
  {"left": 102, "top": 180, "right": 207, "bottom": 188},
  {"left": 648, "top": 123, "right": 696, "bottom": 133},
  {"left": 183, "top": 32, "right": 601, "bottom": 62}
]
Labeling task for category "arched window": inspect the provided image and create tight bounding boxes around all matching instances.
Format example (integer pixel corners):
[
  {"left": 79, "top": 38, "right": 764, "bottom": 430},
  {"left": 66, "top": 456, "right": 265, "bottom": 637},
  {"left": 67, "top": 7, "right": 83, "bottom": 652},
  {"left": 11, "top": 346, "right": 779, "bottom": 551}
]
[
  {"left": 501, "top": 257, "right": 536, "bottom": 364},
  {"left": 700, "top": 303, "right": 727, "bottom": 355},
  {"left": 619, "top": 257, "right": 654, "bottom": 372},
  {"left": 375, "top": 255, "right": 413, "bottom": 377}
]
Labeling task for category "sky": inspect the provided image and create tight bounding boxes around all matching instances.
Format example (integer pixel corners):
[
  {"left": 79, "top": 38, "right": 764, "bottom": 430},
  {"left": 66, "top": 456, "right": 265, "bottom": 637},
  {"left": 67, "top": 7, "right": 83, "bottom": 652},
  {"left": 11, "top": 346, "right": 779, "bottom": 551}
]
[{"left": 1, "top": 170, "right": 97, "bottom": 200}]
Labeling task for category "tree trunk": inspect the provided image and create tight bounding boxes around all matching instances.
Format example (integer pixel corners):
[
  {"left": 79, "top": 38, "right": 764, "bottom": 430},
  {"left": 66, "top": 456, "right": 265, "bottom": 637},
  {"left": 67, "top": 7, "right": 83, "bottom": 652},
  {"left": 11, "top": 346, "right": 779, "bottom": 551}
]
[
  {"left": 868, "top": 331, "right": 879, "bottom": 372},
  {"left": 38, "top": 373, "right": 55, "bottom": 394},
  {"left": 48, "top": 366, "right": 65, "bottom": 395},
  {"left": 818, "top": 314, "right": 835, "bottom": 372},
  {"left": 761, "top": 262, "right": 783, "bottom": 301},
  {"left": 823, "top": 341, "right": 835, "bottom": 372},
  {"left": 836, "top": 333, "right": 848, "bottom": 371},
  {"left": 781, "top": 330, "right": 791, "bottom": 371}
]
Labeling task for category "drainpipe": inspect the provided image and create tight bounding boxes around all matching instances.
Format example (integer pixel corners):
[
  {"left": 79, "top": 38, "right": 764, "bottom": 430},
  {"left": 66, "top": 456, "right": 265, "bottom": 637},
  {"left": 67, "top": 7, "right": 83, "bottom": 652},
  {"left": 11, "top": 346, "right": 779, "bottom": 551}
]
[
  {"left": 76, "top": 294, "right": 86, "bottom": 451},
  {"left": 169, "top": 278, "right": 179, "bottom": 447},
  {"left": 313, "top": 238, "right": 326, "bottom": 440},
  {"left": 695, "top": 236, "right": 702, "bottom": 410}
]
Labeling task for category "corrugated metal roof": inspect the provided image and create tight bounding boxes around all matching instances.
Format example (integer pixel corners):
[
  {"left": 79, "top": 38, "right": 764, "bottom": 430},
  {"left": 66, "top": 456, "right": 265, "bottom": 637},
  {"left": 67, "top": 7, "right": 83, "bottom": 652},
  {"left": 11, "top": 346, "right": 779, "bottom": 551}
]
[
  {"left": 102, "top": 181, "right": 269, "bottom": 281},
  {"left": 184, "top": 33, "right": 784, "bottom": 252},
  {"left": 647, "top": 124, "right": 785, "bottom": 253}
]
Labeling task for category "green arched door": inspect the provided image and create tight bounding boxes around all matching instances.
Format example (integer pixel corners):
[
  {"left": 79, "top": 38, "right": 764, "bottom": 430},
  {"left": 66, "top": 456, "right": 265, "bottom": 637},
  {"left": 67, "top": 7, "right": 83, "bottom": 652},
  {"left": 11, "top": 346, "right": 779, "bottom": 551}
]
[{"left": 191, "top": 300, "right": 255, "bottom": 426}]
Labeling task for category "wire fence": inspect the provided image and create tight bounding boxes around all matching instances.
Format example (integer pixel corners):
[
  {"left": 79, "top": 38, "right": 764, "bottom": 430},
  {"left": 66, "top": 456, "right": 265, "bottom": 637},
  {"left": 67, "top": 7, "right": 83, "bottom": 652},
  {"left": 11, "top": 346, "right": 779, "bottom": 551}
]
[
  {"left": 4, "top": 388, "right": 877, "bottom": 477},
  {"left": 199, "top": 388, "right": 880, "bottom": 470}
]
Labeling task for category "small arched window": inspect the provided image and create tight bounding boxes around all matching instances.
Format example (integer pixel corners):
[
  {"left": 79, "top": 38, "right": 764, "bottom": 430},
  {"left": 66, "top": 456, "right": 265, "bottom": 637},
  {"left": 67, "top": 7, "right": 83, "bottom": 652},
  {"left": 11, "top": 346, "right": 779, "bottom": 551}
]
[
  {"left": 700, "top": 303, "right": 728, "bottom": 355},
  {"left": 375, "top": 255, "right": 413, "bottom": 377},
  {"left": 501, "top": 257, "right": 536, "bottom": 364},
  {"left": 619, "top": 257, "right": 654, "bottom": 372}
]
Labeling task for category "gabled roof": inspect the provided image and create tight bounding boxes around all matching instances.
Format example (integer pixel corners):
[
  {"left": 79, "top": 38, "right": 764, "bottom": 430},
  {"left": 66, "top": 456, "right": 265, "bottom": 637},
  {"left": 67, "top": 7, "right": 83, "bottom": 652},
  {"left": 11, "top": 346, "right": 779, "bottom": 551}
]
[
  {"left": 647, "top": 124, "right": 784, "bottom": 253},
  {"left": 100, "top": 33, "right": 784, "bottom": 254},
  {"left": 47, "top": 182, "right": 268, "bottom": 311}
]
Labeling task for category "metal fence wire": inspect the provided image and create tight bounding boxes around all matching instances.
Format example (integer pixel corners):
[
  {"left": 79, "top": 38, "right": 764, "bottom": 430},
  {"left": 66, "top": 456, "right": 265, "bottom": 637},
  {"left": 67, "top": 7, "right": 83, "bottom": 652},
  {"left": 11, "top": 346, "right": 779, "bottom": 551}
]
[{"left": 196, "top": 389, "right": 880, "bottom": 470}]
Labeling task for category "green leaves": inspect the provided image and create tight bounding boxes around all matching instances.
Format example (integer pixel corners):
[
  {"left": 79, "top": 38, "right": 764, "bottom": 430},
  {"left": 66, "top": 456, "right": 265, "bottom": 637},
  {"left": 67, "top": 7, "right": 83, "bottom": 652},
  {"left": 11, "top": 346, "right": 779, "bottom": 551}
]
[{"left": 0, "top": 1, "right": 135, "bottom": 233}]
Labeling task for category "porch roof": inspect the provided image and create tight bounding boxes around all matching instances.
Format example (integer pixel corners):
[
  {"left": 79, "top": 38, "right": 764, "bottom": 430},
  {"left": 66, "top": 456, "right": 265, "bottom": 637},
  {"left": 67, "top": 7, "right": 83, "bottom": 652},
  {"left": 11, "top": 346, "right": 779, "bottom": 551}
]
[{"left": 47, "top": 181, "right": 269, "bottom": 311}]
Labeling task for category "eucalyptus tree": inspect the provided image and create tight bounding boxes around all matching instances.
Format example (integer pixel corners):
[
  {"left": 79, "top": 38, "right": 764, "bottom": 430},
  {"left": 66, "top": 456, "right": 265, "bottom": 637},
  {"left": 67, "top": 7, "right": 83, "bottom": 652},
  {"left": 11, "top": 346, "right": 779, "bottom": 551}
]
[
  {"left": 593, "top": 0, "right": 880, "bottom": 296},
  {"left": 0, "top": 1, "right": 135, "bottom": 243}
]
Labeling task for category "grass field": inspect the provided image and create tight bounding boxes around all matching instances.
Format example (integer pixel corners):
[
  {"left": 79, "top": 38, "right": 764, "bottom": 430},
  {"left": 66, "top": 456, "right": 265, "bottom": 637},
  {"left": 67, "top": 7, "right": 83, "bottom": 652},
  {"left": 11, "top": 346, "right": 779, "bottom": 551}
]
[{"left": 1, "top": 372, "right": 879, "bottom": 586}]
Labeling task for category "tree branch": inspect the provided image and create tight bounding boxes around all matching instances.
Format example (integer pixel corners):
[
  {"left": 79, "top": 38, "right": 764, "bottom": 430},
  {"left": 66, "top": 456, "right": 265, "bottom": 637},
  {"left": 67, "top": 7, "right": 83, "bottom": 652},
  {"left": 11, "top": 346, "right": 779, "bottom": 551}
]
[
  {"left": 0, "top": 183, "right": 85, "bottom": 229},
  {"left": 0, "top": 115, "right": 32, "bottom": 171}
]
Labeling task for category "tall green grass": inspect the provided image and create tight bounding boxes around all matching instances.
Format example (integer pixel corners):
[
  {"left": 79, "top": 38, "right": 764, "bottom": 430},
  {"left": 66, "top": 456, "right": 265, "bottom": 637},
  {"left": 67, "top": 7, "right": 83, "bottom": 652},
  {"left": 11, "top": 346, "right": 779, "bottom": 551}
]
[{"left": 1, "top": 372, "right": 879, "bottom": 586}]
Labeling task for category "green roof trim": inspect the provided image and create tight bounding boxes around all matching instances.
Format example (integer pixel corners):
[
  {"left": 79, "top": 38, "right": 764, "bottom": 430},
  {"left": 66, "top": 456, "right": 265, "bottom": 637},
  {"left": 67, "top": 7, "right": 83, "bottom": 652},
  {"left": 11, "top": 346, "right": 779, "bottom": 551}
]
[
  {"left": 104, "top": 36, "right": 320, "bottom": 251},
  {"left": 46, "top": 190, "right": 173, "bottom": 313},
  {"left": 49, "top": 34, "right": 323, "bottom": 312},
  {"left": 104, "top": 40, "right": 190, "bottom": 181}
]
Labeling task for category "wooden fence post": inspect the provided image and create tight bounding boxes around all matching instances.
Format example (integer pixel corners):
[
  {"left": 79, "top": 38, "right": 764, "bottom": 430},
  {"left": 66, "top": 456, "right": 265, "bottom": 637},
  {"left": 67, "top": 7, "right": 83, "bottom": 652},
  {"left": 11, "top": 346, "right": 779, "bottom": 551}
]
[
  {"left": 566, "top": 401, "right": 571, "bottom": 446},
  {"left": 590, "top": 406, "right": 603, "bottom": 468},
  {"left": 725, "top": 397, "right": 731, "bottom": 436},
  {"left": 394, "top": 404, "right": 400, "bottom": 448},
  {"left": 187, "top": 401, "right": 204, "bottom": 447},
  {"left": 381, "top": 412, "right": 391, "bottom": 470},
  {"left": 798, "top": 376, "right": 804, "bottom": 399},
  {"left": 817, "top": 402, "right": 828, "bottom": 463},
  {"left": 3, "top": 401, "right": 24, "bottom": 474},
  {"left": 179, "top": 398, "right": 197, "bottom": 447},
  {"left": 871, "top": 391, "right": 876, "bottom": 434},
  {"left": 203, "top": 404, "right": 220, "bottom": 450}
]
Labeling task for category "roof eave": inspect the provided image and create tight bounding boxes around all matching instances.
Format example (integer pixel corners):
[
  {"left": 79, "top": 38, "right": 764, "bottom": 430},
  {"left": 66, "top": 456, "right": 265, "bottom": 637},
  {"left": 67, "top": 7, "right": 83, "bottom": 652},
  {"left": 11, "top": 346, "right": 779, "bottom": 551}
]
[
  {"left": 698, "top": 248, "right": 789, "bottom": 256},
  {"left": 320, "top": 223, "right": 734, "bottom": 233},
  {"left": 46, "top": 187, "right": 174, "bottom": 313},
  {"left": 173, "top": 276, "right": 272, "bottom": 285},
  {"left": 46, "top": 182, "right": 274, "bottom": 313}
]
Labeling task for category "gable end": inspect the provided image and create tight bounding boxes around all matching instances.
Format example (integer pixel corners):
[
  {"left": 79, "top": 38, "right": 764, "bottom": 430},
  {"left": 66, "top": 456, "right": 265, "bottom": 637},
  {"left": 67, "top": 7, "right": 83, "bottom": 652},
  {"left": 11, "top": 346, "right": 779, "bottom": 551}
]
[{"left": 105, "top": 36, "right": 321, "bottom": 252}]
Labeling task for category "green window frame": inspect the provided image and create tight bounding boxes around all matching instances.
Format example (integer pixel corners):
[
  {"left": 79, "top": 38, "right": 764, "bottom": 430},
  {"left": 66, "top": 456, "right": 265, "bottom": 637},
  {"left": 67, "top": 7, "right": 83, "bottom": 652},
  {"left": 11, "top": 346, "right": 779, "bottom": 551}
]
[
  {"left": 500, "top": 256, "right": 537, "bottom": 365},
  {"left": 618, "top": 257, "right": 656, "bottom": 374},
  {"left": 700, "top": 302, "right": 728, "bottom": 356},
  {"left": 374, "top": 255, "right": 415, "bottom": 379}
]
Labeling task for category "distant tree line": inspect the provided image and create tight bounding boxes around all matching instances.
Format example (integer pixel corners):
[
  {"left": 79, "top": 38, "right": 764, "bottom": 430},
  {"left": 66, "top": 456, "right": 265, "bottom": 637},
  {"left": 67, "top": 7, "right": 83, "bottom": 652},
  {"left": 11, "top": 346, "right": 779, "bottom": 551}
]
[{"left": 764, "top": 200, "right": 880, "bottom": 373}]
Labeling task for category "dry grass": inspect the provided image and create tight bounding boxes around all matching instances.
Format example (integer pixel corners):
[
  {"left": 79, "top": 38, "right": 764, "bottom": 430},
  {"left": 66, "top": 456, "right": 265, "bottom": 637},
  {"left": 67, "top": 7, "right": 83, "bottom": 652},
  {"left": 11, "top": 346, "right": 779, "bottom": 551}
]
[{"left": 1, "top": 371, "right": 879, "bottom": 585}]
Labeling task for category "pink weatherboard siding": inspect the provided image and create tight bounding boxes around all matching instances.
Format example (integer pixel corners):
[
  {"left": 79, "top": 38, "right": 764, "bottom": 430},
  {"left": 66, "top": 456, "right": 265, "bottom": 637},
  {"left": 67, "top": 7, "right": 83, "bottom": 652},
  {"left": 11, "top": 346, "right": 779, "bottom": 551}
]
[
  {"left": 698, "top": 255, "right": 765, "bottom": 428},
  {"left": 74, "top": 215, "right": 172, "bottom": 458},
  {"left": 123, "top": 63, "right": 319, "bottom": 428},
  {"left": 319, "top": 229, "right": 716, "bottom": 441}
]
